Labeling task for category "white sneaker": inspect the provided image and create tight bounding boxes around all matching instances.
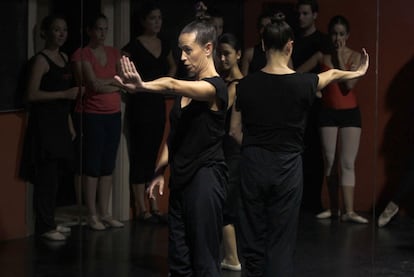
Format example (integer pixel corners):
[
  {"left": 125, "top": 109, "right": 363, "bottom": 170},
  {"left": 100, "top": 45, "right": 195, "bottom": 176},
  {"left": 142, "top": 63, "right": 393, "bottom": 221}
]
[
  {"left": 316, "top": 209, "right": 340, "bottom": 219},
  {"left": 41, "top": 230, "right": 66, "bottom": 241},
  {"left": 378, "top": 202, "right": 399, "bottom": 227},
  {"left": 221, "top": 261, "right": 242, "bottom": 271},
  {"left": 342, "top": 212, "right": 368, "bottom": 224},
  {"left": 56, "top": 225, "right": 71, "bottom": 233},
  {"left": 88, "top": 215, "right": 106, "bottom": 231},
  {"left": 101, "top": 216, "right": 124, "bottom": 228}
]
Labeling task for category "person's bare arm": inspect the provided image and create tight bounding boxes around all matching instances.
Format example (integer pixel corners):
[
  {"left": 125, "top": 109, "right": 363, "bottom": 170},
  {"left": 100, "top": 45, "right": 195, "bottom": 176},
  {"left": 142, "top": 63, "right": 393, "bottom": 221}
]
[
  {"left": 296, "top": 51, "right": 324, "bottom": 73},
  {"left": 68, "top": 114, "right": 76, "bottom": 140},
  {"left": 337, "top": 50, "right": 362, "bottom": 90},
  {"left": 229, "top": 102, "right": 243, "bottom": 145},
  {"left": 147, "top": 143, "right": 169, "bottom": 199},
  {"left": 317, "top": 48, "right": 369, "bottom": 91},
  {"left": 114, "top": 56, "right": 217, "bottom": 102},
  {"left": 166, "top": 50, "right": 177, "bottom": 77},
  {"left": 240, "top": 47, "right": 253, "bottom": 76},
  {"left": 227, "top": 81, "right": 238, "bottom": 109},
  {"left": 76, "top": 60, "right": 120, "bottom": 93}
]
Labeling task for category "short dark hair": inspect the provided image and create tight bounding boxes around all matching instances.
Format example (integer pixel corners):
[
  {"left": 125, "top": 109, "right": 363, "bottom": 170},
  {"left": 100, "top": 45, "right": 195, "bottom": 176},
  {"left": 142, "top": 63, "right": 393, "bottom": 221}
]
[
  {"left": 181, "top": 19, "right": 217, "bottom": 50},
  {"left": 297, "top": 0, "right": 319, "bottom": 13},
  {"left": 328, "top": 15, "right": 350, "bottom": 34}
]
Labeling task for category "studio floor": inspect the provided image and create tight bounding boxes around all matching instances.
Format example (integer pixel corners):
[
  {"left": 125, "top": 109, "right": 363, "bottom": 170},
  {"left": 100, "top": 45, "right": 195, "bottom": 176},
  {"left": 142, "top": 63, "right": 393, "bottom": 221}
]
[{"left": 1, "top": 210, "right": 414, "bottom": 277}]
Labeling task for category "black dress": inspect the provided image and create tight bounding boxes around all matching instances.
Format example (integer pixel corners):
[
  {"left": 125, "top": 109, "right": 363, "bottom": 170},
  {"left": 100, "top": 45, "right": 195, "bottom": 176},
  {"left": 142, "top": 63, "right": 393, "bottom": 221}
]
[
  {"left": 19, "top": 51, "right": 75, "bottom": 235},
  {"left": 122, "top": 38, "right": 170, "bottom": 184},
  {"left": 20, "top": 52, "right": 74, "bottom": 183}
]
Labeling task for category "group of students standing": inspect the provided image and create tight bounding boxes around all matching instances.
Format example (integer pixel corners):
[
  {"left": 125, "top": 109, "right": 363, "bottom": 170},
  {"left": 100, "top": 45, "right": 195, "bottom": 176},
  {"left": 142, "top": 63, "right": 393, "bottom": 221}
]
[
  {"left": 20, "top": 3, "right": 175, "bottom": 240},
  {"left": 19, "top": 0, "right": 370, "bottom": 276},
  {"left": 20, "top": 12, "right": 126, "bottom": 240}
]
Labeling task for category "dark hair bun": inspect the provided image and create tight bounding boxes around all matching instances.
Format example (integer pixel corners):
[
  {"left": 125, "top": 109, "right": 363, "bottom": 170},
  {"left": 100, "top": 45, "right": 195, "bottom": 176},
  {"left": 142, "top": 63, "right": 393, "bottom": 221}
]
[{"left": 271, "top": 11, "right": 286, "bottom": 23}]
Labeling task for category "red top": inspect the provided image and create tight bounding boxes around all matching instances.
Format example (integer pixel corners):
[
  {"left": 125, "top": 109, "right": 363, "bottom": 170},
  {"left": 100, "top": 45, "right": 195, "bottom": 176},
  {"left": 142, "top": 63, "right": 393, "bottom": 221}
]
[
  {"left": 321, "top": 59, "right": 358, "bottom": 110},
  {"left": 72, "top": 46, "right": 121, "bottom": 114}
]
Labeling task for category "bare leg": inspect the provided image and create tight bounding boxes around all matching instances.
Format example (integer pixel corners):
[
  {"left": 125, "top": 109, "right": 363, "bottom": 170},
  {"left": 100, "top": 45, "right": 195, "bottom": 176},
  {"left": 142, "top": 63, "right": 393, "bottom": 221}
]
[
  {"left": 97, "top": 175, "right": 113, "bottom": 217},
  {"left": 74, "top": 174, "right": 83, "bottom": 224},
  {"left": 222, "top": 224, "right": 241, "bottom": 269},
  {"left": 339, "top": 127, "right": 361, "bottom": 213},
  {"left": 327, "top": 170, "right": 339, "bottom": 214},
  {"left": 150, "top": 197, "right": 160, "bottom": 213},
  {"left": 339, "top": 127, "right": 367, "bottom": 223},
  {"left": 98, "top": 175, "right": 124, "bottom": 227},
  {"left": 133, "top": 183, "right": 152, "bottom": 219},
  {"left": 83, "top": 175, "right": 98, "bottom": 216},
  {"left": 84, "top": 175, "right": 106, "bottom": 230},
  {"left": 74, "top": 174, "right": 83, "bottom": 207},
  {"left": 316, "top": 127, "right": 339, "bottom": 218}
]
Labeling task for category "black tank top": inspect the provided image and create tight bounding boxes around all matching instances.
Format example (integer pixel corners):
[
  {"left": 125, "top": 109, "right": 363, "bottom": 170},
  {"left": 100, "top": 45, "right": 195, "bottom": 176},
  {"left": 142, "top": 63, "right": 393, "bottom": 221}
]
[
  {"left": 31, "top": 52, "right": 73, "bottom": 114},
  {"left": 168, "top": 76, "right": 228, "bottom": 189}
]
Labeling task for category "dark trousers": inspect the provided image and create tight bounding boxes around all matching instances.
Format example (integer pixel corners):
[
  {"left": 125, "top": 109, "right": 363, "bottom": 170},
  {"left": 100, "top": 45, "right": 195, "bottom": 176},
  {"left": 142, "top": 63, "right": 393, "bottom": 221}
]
[
  {"left": 33, "top": 159, "right": 61, "bottom": 235},
  {"left": 168, "top": 166, "right": 226, "bottom": 277},
  {"left": 238, "top": 147, "right": 303, "bottom": 277}
]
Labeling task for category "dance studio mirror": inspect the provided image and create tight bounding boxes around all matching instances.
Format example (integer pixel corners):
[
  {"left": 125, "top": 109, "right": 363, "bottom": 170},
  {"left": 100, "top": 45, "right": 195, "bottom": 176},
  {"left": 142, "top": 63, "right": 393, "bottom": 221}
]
[{"left": 22, "top": 0, "right": 414, "bottom": 275}]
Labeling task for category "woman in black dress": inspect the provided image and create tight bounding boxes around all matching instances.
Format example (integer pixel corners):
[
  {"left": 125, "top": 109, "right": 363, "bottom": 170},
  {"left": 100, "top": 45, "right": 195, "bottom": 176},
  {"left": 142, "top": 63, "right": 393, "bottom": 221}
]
[
  {"left": 122, "top": 1, "right": 176, "bottom": 222},
  {"left": 20, "top": 15, "right": 82, "bottom": 241}
]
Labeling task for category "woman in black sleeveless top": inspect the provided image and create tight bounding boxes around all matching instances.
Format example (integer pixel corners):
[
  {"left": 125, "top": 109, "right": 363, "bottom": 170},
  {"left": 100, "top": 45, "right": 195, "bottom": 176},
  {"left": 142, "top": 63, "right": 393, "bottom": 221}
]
[
  {"left": 116, "top": 20, "right": 228, "bottom": 277},
  {"left": 20, "top": 15, "right": 82, "bottom": 241}
]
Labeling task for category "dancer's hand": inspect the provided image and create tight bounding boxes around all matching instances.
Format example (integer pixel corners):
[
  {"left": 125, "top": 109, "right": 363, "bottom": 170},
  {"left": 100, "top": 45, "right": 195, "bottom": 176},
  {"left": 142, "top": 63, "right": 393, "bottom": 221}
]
[
  {"left": 147, "top": 175, "right": 165, "bottom": 200},
  {"left": 114, "top": 56, "right": 144, "bottom": 92}
]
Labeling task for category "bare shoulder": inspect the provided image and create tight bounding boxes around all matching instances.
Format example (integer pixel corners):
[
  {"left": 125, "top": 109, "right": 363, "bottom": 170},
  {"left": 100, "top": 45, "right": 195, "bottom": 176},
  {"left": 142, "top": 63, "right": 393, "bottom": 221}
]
[{"left": 31, "top": 53, "right": 49, "bottom": 71}]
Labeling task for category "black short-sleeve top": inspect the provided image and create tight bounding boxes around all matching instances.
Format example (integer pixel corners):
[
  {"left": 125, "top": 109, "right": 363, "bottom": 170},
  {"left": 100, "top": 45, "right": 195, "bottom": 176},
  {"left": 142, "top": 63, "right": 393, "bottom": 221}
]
[
  {"left": 168, "top": 76, "right": 228, "bottom": 189},
  {"left": 236, "top": 71, "right": 318, "bottom": 153}
]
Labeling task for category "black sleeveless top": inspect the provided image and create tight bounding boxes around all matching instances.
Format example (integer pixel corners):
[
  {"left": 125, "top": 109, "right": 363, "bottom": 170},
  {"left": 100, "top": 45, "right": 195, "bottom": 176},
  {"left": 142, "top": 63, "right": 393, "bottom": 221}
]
[
  {"left": 168, "top": 76, "right": 228, "bottom": 189},
  {"left": 20, "top": 52, "right": 75, "bottom": 181},
  {"left": 31, "top": 52, "right": 73, "bottom": 113}
]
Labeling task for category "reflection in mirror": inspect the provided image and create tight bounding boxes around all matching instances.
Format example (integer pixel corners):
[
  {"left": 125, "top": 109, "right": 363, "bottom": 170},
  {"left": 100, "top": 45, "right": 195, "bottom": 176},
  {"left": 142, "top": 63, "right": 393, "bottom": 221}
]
[{"left": 5, "top": 0, "right": 406, "bottom": 276}]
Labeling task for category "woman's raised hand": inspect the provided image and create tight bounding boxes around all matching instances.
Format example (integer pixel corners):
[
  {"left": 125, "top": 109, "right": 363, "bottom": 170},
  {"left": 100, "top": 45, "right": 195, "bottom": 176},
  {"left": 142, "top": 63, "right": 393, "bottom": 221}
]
[{"left": 114, "top": 56, "right": 144, "bottom": 92}]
